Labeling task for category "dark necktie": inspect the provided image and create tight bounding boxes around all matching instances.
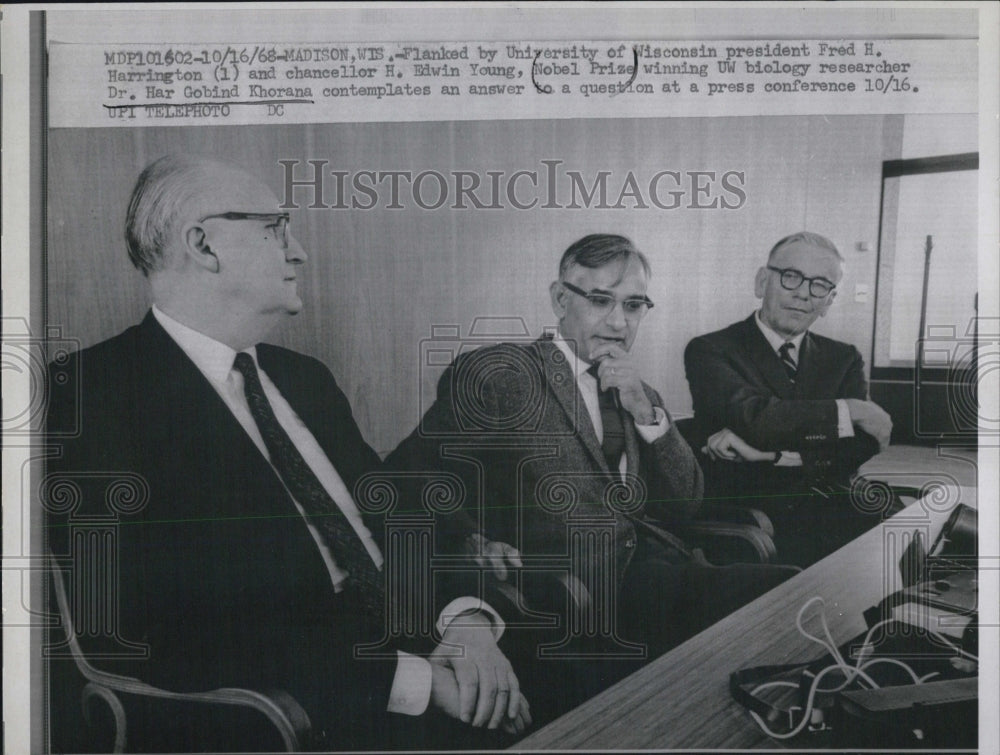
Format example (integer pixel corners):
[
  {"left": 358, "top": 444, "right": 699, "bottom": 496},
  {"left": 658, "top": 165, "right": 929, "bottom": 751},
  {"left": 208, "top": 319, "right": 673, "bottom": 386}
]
[
  {"left": 233, "top": 352, "right": 384, "bottom": 621},
  {"left": 587, "top": 363, "right": 626, "bottom": 479},
  {"left": 778, "top": 342, "right": 798, "bottom": 382}
]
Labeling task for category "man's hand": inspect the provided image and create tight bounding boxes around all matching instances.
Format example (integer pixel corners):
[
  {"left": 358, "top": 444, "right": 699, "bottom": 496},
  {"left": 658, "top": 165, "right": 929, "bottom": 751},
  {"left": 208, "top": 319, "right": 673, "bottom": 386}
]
[
  {"left": 588, "top": 344, "right": 655, "bottom": 425},
  {"left": 844, "top": 398, "right": 893, "bottom": 452},
  {"left": 465, "top": 533, "right": 522, "bottom": 582},
  {"left": 430, "top": 611, "right": 532, "bottom": 733},
  {"left": 701, "top": 428, "right": 773, "bottom": 463}
]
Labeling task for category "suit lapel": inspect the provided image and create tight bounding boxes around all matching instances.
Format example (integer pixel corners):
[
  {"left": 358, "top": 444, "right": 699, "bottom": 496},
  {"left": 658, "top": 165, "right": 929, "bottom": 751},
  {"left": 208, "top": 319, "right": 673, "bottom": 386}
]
[
  {"left": 537, "top": 338, "right": 610, "bottom": 475},
  {"left": 135, "top": 312, "right": 290, "bottom": 510},
  {"left": 622, "top": 412, "right": 641, "bottom": 479},
  {"left": 740, "top": 315, "right": 795, "bottom": 399},
  {"left": 794, "top": 332, "right": 813, "bottom": 396}
]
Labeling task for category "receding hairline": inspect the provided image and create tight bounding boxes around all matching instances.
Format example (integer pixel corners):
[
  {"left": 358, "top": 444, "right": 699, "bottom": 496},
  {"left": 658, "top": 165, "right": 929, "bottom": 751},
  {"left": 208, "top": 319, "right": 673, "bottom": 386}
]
[
  {"left": 557, "top": 233, "right": 652, "bottom": 282},
  {"left": 560, "top": 254, "right": 650, "bottom": 289},
  {"left": 766, "top": 231, "right": 844, "bottom": 265},
  {"left": 125, "top": 154, "right": 282, "bottom": 275}
]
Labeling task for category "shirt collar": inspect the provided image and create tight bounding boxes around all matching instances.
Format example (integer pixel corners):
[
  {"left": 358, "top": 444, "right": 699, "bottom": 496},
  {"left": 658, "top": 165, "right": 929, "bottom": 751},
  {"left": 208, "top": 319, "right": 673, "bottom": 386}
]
[
  {"left": 754, "top": 310, "right": 806, "bottom": 355},
  {"left": 152, "top": 305, "right": 258, "bottom": 384},
  {"left": 552, "top": 331, "right": 592, "bottom": 380}
]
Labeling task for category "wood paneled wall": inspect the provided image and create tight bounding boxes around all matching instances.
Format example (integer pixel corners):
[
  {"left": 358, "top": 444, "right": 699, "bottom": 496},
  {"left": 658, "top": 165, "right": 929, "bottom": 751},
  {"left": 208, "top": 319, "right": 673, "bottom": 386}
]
[{"left": 47, "top": 116, "right": 893, "bottom": 454}]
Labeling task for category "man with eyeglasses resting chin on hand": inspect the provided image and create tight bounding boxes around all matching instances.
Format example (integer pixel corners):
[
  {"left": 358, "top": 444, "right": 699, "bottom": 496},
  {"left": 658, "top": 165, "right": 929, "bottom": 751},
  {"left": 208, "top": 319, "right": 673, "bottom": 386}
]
[
  {"left": 388, "top": 234, "right": 796, "bottom": 725},
  {"left": 684, "top": 231, "right": 894, "bottom": 568}
]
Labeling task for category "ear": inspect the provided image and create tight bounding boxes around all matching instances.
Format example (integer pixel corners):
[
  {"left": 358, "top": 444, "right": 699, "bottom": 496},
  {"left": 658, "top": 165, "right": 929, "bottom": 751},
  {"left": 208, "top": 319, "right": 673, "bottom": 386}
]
[
  {"left": 753, "top": 267, "right": 768, "bottom": 299},
  {"left": 183, "top": 224, "right": 220, "bottom": 273},
  {"left": 817, "top": 288, "right": 837, "bottom": 317},
  {"left": 549, "top": 280, "right": 568, "bottom": 319}
]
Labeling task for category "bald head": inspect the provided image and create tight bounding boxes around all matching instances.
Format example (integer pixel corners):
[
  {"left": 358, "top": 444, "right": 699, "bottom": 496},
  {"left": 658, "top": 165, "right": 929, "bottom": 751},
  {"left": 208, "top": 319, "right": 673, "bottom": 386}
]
[
  {"left": 766, "top": 231, "right": 843, "bottom": 267},
  {"left": 125, "top": 154, "right": 258, "bottom": 276}
]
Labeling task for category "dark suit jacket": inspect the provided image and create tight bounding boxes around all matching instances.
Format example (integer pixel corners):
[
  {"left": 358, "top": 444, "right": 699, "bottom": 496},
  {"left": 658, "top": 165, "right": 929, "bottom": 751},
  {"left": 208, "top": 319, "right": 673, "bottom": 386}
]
[
  {"left": 387, "top": 337, "right": 703, "bottom": 591},
  {"left": 683, "top": 314, "right": 879, "bottom": 492},
  {"left": 45, "top": 312, "right": 410, "bottom": 749}
]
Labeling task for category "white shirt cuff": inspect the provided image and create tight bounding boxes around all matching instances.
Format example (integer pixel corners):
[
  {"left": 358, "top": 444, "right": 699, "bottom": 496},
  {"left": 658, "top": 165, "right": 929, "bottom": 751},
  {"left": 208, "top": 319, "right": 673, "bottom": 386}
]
[
  {"left": 634, "top": 406, "right": 669, "bottom": 443},
  {"left": 387, "top": 651, "right": 432, "bottom": 716},
  {"left": 775, "top": 450, "right": 803, "bottom": 467},
  {"left": 836, "top": 399, "right": 855, "bottom": 438},
  {"left": 436, "top": 597, "right": 505, "bottom": 642}
]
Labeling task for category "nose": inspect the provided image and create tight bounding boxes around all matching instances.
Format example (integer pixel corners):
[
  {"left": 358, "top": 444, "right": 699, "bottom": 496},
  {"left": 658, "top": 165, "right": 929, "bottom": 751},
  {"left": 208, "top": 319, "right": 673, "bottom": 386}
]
[
  {"left": 285, "top": 231, "right": 307, "bottom": 264},
  {"left": 605, "top": 300, "right": 628, "bottom": 329},
  {"left": 790, "top": 279, "right": 810, "bottom": 300}
]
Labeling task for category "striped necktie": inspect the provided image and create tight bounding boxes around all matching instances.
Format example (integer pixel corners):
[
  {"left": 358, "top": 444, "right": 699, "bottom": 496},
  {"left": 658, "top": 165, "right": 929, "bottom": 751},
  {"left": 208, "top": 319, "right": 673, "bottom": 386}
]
[
  {"left": 233, "top": 352, "right": 384, "bottom": 622},
  {"left": 778, "top": 342, "right": 798, "bottom": 382}
]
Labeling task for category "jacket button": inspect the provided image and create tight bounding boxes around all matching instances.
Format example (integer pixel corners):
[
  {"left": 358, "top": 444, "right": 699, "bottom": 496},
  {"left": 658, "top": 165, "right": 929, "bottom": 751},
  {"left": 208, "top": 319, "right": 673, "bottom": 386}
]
[{"left": 624, "top": 538, "right": 636, "bottom": 549}]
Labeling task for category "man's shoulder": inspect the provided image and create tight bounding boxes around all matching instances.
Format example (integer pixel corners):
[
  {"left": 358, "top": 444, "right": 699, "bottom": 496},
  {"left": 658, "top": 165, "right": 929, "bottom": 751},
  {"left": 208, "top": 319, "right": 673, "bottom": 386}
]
[
  {"left": 437, "top": 338, "right": 550, "bottom": 400},
  {"left": 49, "top": 321, "right": 148, "bottom": 382},
  {"left": 805, "top": 330, "right": 860, "bottom": 357},
  {"left": 450, "top": 338, "right": 548, "bottom": 373},
  {"left": 686, "top": 315, "right": 754, "bottom": 352}
]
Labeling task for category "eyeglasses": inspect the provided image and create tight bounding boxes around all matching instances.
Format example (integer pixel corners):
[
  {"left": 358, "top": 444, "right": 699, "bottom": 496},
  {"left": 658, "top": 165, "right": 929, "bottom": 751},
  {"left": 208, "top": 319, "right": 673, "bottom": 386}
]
[
  {"left": 198, "top": 212, "right": 292, "bottom": 248},
  {"left": 766, "top": 266, "right": 836, "bottom": 298},
  {"left": 561, "top": 281, "right": 654, "bottom": 318}
]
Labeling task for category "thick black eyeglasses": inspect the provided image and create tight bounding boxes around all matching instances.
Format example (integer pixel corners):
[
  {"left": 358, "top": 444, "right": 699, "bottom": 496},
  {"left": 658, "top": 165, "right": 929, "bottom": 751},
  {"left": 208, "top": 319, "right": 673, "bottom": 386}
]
[
  {"left": 198, "top": 212, "right": 291, "bottom": 248},
  {"left": 561, "top": 281, "right": 654, "bottom": 318},
  {"left": 766, "top": 266, "right": 836, "bottom": 298}
]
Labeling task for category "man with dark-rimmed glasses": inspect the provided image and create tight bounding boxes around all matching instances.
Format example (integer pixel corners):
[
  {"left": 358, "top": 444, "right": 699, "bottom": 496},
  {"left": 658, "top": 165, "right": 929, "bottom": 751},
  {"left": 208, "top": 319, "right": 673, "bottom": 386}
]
[
  {"left": 684, "top": 231, "right": 894, "bottom": 567},
  {"left": 388, "top": 234, "right": 796, "bottom": 724}
]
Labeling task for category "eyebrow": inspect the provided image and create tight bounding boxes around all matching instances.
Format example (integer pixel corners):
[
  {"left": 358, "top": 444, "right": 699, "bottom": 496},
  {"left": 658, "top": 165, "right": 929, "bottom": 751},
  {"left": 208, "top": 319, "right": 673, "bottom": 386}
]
[
  {"left": 587, "top": 287, "right": 652, "bottom": 302},
  {"left": 782, "top": 266, "right": 835, "bottom": 285}
]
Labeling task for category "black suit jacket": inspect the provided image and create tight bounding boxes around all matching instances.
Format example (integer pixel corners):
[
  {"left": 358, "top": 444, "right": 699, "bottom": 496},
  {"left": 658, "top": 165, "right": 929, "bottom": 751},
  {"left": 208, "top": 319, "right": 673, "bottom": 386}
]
[
  {"left": 683, "top": 314, "right": 879, "bottom": 492},
  {"left": 46, "top": 312, "right": 410, "bottom": 748},
  {"left": 387, "top": 337, "right": 703, "bottom": 591}
]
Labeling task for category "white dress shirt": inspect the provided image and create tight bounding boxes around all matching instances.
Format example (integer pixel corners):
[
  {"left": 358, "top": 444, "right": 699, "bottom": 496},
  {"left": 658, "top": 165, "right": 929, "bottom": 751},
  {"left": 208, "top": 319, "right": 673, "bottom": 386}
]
[
  {"left": 152, "top": 306, "right": 501, "bottom": 716},
  {"left": 552, "top": 334, "right": 668, "bottom": 477}
]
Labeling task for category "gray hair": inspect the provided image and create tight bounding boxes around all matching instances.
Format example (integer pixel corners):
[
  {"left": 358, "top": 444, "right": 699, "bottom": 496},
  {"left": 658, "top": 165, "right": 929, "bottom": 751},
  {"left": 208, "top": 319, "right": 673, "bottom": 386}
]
[
  {"left": 766, "top": 231, "right": 843, "bottom": 265},
  {"left": 124, "top": 154, "right": 223, "bottom": 276},
  {"left": 558, "top": 234, "right": 651, "bottom": 280}
]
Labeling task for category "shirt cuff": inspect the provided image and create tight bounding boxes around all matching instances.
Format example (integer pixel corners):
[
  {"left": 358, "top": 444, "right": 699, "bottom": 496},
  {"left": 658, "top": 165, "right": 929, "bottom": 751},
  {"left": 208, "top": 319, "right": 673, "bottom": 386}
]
[
  {"left": 775, "top": 450, "right": 803, "bottom": 467},
  {"left": 437, "top": 597, "right": 505, "bottom": 642},
  {"left": 836, "top": 399, "right": 855, "bottom": 438},
  {"left": 387, "top": 651, "right": 432, "bottom": 716},
  {"left": 635, "top": 406, "right": 669, "bottom": 443}
]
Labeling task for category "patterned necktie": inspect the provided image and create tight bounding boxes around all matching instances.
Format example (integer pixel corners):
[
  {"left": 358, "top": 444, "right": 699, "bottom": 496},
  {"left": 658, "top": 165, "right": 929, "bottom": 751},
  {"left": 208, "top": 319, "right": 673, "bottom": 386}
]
[
  {"left": 587, "top": 363, "right": 626, "bottom": 479},
  {"left": 232, "top": 352, "right": 384, "bottom": 621},
  {"left": 778, "top": 342, "right": 798, "bottom": 382}
]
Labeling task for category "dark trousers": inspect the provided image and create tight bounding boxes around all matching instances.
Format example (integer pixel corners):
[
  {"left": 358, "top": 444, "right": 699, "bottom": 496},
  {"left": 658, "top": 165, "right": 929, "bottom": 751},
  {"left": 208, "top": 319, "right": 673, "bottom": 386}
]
[
  {"left": 710, "top": 485, "right": 887, "bottom": 569},
  {"left": 702, "top": 462, "right": 894, "bottom": 568},
  {"left": 618, "top": 536, "right": 800, "bottom": 658},
  {"left": 486, "top": 541, "right": 798, "bottom": 733}
]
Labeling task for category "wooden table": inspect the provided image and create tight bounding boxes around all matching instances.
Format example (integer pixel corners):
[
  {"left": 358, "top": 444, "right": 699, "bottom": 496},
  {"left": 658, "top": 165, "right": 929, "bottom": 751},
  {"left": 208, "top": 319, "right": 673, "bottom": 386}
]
[
  {"left": 513, "top": 486, "right": 977, "bottom": 750},
  {"left": 857, "top": 445, "right": 978, "bottom": 497}
]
